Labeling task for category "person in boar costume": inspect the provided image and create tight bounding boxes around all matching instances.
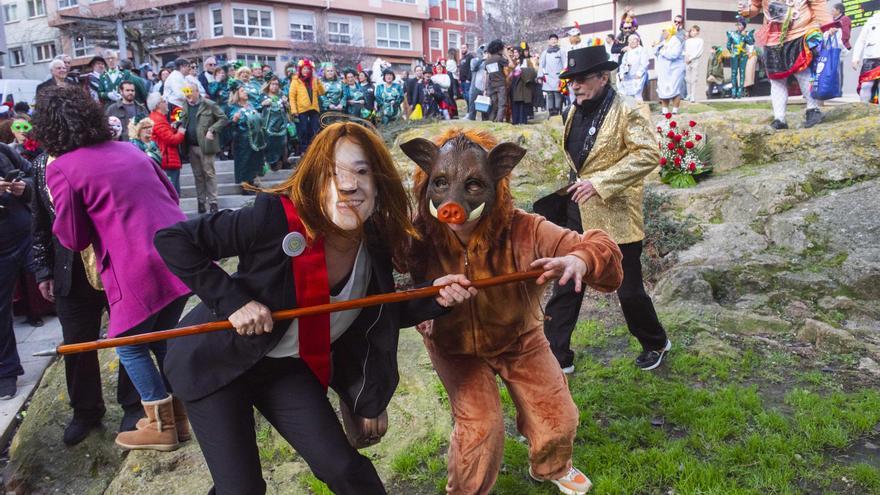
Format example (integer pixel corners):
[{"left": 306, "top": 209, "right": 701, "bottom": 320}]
[{"left": 401, "top": 128, "right": 624, "bottom": 495}]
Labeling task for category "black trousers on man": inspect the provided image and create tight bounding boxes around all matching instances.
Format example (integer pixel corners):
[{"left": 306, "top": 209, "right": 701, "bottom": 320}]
[
  {"left": 543, "top": 196, "right": 667, "bottom": 368},
  {"left": 56, "top": 255, "right": 140, "bottom": 421},
  {"left": 185, "top": 357, "right": 385, "bottom": 495}
]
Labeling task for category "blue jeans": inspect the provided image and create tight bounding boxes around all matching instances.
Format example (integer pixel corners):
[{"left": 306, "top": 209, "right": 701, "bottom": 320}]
[
  {"left": 165, "top": 169, "right": 181, "bottom": 196},
  {"left": 115, "top": 297, "right": 187, "bottom": 402}
]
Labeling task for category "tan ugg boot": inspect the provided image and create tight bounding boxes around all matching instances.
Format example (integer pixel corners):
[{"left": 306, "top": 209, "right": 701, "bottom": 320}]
[
  {"left": 115, "top": 396, "right": 179, "bottom": 451},
  {"left": 135, "top": 396, "right": 191, "bottom": 442}
]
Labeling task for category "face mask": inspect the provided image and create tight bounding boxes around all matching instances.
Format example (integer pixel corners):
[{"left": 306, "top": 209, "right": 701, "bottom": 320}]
[
  {"left": 11, "top": 121, "right": 32, "bottom": 133},
  {"left": 323, "top": 139, "right": 377, "bottom": 231}
]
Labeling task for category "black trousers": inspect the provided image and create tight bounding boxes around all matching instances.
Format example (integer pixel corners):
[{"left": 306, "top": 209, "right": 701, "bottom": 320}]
[
  {"left": 0, "top": 235, "right": 29, "bottom": 380},
  {"left": 543, "top": 197, "right": 667, "bottom": 367},
  {"left": 56, "top": 256, "right": 140, "bottom": 421},
  {"left": 185, "top": 357, "right": 385, "bottom": 495}
]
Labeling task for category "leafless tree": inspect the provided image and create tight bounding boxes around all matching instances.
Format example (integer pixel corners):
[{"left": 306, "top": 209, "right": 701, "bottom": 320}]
[
  {"left": 289, "top": 25, "right": 369, "bottom": 71},
  {"left": 481, "top": 0, "right": 563, "bottom": 46},
  {"left": 57, "top": 5, "right": 187, "bottom": 65}
]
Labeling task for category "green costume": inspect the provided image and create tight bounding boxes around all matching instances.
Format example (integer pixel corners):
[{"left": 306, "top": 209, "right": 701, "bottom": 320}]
[
  {"left": 320, "top": 77, "right": 344, "bottom": 112},
  {"left": 227, "top": 102, "right": 266, "bottom": 186},
  {"left": 343, "top": 83, "right": 367, "bottom": 117},
  {"left": 130, "top": 138, "right": 162, "bottom": 166},
  {"left": 244, "top": 80, "right": 263, "bottom": 105},
  {"left": 261, "top": 94, "right": 289, "bottom": 167},
  {"left": 375, "top": 82, "right": 403, "bottom": 124},
  {"left": 727, "top": 27, "right": 755, "bottom": 98}
]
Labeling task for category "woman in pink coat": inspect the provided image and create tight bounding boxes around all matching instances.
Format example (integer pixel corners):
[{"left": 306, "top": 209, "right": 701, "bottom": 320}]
[{"left": 35, "top": 86, "right": 191, "bottom": 452}]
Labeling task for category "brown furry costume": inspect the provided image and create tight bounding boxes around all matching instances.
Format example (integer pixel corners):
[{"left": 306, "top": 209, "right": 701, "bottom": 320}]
[{"left": 404, "top": 128, "right": 623, "bottom": 494}]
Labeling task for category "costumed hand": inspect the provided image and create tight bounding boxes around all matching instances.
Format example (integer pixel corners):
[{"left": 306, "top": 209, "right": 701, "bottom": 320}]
[
  {"left": 176, "top": 126, "right": 186, "bottom": 135},
  {"left": 38, "top": 280, "right": 55, "bottom": 303},
  {"left": 233, "top": 111, "right": 242, "bottom": 123},
  {"left": 432, "top": 274, "right": 477, "bottom": 308},
  {"left": 229, "top": 300, "right": 273, "bottom": 336},
  {"left": 205, "top": 130, "right": 214, "bottom": 141},
  {"left": 531, "top": 255, "right": 588, "bottom": 292},
  {"left": 567, "top": 179, "right": 597, "bottom": 204},
  {"left": 261, "top": 99, "right": 271, "bottom": 107},
  {"left": 852, "top": 60, "right": 859, "bottom": 70}
]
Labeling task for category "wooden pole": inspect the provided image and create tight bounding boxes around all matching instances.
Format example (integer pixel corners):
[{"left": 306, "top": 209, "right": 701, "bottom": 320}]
[{"left": 35, "top": 270, "right": 544, "bottom": 357}]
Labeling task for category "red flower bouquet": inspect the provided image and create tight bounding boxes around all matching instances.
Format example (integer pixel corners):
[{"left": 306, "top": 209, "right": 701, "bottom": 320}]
[{"left": 656, "top": 114, "right": 712, "bottom": 188}]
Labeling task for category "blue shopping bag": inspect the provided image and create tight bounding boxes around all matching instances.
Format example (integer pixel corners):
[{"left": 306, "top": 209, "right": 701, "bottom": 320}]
[{"left": 811, "top": 35, "right": 842, "bottom": 100}]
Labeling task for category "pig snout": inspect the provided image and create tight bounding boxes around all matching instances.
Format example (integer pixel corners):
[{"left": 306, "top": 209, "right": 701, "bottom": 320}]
[{"left": 437, "top": 202, "right": 468, "bottom": 224}]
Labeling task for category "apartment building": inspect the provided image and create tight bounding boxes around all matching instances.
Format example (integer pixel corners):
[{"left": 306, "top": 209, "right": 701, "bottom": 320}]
[
  {"left": 423, "top": 0, "right": 481, "bottom": 62},
  {"left": 48, "top": 0, "right": 430, "bottom": 73},
  {"left": 1, "top": 0, "right": 60, "bottom": 80}
]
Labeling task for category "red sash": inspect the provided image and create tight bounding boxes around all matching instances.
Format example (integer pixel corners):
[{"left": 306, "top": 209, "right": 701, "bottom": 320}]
[{"left": 279, "top": 195, "right": 331, "bottom": 389}]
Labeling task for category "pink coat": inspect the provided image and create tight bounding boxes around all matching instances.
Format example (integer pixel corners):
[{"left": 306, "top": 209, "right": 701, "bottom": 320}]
[{"left": 47, "top": 141, "right": 190, "bottom": 338}]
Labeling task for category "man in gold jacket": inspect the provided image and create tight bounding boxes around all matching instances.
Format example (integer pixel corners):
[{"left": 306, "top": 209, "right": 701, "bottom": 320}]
[{"left": 534, "top": 45, "right": 671, "bottom": 372}]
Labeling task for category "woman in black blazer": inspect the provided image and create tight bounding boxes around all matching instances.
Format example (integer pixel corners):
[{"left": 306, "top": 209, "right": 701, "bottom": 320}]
[{"left": 154, "top": 122, "right": 475, "bottom": 495}]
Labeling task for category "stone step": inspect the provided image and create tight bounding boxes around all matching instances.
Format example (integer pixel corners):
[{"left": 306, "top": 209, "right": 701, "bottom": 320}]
[
  {"left": 180, "top": 194, "right": 255, "bottom": 216},
  {"left": 179, "top": 164, "right": 293, "bottom": 186}
]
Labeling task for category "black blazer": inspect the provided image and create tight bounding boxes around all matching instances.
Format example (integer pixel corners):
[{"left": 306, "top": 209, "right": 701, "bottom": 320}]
[{"left": 154, "top": 193, "right": 446, "bottom": 417}]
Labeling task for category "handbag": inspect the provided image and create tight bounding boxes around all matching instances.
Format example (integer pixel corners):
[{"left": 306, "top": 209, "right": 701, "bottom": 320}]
[
  {"left": 811, "top": 35, "right": 841, "bottom": 100},
  {"left": 410, "top": 103, "right": 423, "bottom": 120}
]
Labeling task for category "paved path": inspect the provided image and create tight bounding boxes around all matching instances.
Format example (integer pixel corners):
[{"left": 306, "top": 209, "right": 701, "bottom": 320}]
[{"left": 0, "top": 316, "right": 62, "bottom": 448}]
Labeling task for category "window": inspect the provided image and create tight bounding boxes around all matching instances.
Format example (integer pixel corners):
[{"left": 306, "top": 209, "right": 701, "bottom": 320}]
[
  {"left": 465, "top": 0, "right": 475, "bottom": 10},
  {"left": 327, "top": 19, "right": 351, "bottom": 44},
  {"left": 211, "top": 5, "right": 223, "bottom": 37},
  {"left": 376, "top": 20, "right": 411, "bottom": 50},
  {"left": 72, "top": 34, "right": 93, "bottom": 58},
  {"left": 388, "top": 0, "right": 415, "bottom": 3},
  {"left": 289, "top": 10, "right": 314, "bottom": 42},
  {"left": 3, "top": 4, "right": 18, "bottom": 23},
  {"left": 239, "top": 53, "right": 276, "bottom": 71},
  {"left": 429, "top": 28, "right": 441, "bottom": 50},
  {"left": 57, "top": 0, "right": 76, "bottom": 9},
  {"left": 27, "top": 0, "right": 45, "bottom": 17},
  {"left": 9, "top": 47, "right": 25, "bottom": 66},
  {"left": 232, "top": 6, "right": 274, "bottom": 39},
  {"left": 429, "top": 0, "right": 440, "bottom": 6},
  {"left": 33, "top": 42, "right": 56, "bottom": 62},
  {"left": 177, "top": 11, "right": 197, "bottom": 41},
  {"left": 448, "top": 30, "right": 459, "bottom": 50},
  {"left": 465, "top": 32, "right": 477, "bottom": 48}
]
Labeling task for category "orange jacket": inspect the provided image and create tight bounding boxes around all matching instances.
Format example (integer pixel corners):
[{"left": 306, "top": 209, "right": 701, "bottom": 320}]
[
  {"left": 289, "top": 76, "right": 325, "bottom": 114},
  {"left": 414, "top": 210, "right": 623, "bottom": 357}
]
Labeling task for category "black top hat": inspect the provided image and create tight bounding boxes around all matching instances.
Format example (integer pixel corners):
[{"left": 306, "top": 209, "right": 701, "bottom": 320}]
[
  {"left": 559, "top": 46, "right": 618, "bottom": 80},
  {"left": 87, "top": 56, "right": 107, "bottom": 68}
]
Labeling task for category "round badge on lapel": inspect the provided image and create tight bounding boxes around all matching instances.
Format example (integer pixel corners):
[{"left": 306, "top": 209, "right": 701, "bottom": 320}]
[{"left": 282, "top": 232, "right": 306, "bottom": 257}]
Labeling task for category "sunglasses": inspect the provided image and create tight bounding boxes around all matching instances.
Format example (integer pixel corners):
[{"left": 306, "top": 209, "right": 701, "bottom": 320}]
[
  {"left": 571, "top": 73, "right": 603, "bottom": 84},
  {"left": 11, "top": 121, "right": 32, "bottom": 133}
]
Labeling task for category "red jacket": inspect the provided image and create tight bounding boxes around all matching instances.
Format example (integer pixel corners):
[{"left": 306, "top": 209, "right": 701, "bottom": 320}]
[{"left": 149, "top": 110, "right": 185, "bottom": 170}]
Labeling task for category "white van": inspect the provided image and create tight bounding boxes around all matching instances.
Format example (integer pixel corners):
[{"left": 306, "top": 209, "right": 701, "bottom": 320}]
[{"left": 0, "top": 79, "right": 41, "bottom": 106}]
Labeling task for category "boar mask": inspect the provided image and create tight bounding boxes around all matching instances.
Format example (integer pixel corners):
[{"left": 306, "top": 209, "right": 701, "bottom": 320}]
[{"left": 401, "top": 135, "right": 526, "bottom": 225}]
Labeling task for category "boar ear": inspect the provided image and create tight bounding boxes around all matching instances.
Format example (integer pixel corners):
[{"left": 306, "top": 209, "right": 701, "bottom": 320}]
[
  {"left": 400, "top": 138, "right": 439, "bottom": 175},
  {"left": 487, "top": 142, "right": 526, "bottom": 181}
]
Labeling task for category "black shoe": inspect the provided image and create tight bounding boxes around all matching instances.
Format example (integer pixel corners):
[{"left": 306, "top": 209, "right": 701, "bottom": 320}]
[
  {"left": 63, "top": 417, "right": 102, "bottom": 446},
  {"left": 769, "top": 119, "right": 789, "bottom": 130},
  {"left": 636, "top": 340, "right": 672, "bottom": 371},
  {"left": 804, "top": 108, "right": 823, "bottom": 128},
  {"left": 209, "top": 202, "right": 219, "bottom": 214},
  {"left": 0, "top": 377, "right": 17, "bottom": 400},
  {"left": 119, "top": 406, "right": 145, "bottom": 432},
  {"left": 197, "top": 202, "right": 207, "bottom": 214},
  {"left": 26, "top": 317, "right": 44, "bottom": 327}
]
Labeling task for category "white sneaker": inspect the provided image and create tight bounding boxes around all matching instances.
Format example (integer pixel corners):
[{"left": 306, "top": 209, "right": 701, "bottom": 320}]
[
  {"left": 561, "top": 365, "right": 575, "bottom": 375},
  {"left": 530, "top": 466, "right": 593, "bottom": 494}
]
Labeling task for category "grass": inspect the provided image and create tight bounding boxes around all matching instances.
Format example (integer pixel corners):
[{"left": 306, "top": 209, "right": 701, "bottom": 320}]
[{"left": 388, "top": 319, "right": 880, "bottom": 495}]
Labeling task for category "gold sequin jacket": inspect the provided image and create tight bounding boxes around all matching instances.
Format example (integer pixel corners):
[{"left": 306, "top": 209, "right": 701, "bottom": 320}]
[{"left": 563, "top": 93, "right": 660, "bottom": 244}]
